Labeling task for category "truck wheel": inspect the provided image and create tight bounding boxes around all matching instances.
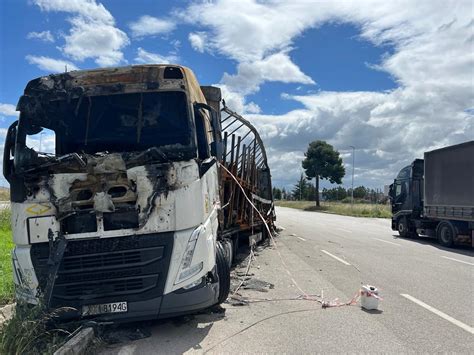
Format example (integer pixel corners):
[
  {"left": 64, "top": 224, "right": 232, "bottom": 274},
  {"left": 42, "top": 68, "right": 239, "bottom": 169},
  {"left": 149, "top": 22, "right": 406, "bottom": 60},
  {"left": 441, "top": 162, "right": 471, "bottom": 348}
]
[
  {"left": 216, "top": 241, "right": 231, "bottom": 304},
  {"left": 437, "top": 222, "right": 455, "bottom": 247},
  {"left": 397, "top": 217, "right": 409, "bottom": 238},
  {"left": 221, "top": 239, "right": 233, "bottom": 268}
]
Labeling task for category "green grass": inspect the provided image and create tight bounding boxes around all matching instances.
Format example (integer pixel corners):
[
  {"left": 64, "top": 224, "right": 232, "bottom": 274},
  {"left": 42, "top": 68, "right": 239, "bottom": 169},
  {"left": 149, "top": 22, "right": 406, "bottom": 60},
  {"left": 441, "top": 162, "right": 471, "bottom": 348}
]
[
  {"left": 0, "top": 188, "right": 9, "bottom": 202},
  {"left": 0, "top": 303, "right": 76, "bottom": 355},
  {"left": 0, "top": 208, "right": 14, "bottom": 305},
  {"left": 275, "top": 200, "right": 391, "bottom": 218}
]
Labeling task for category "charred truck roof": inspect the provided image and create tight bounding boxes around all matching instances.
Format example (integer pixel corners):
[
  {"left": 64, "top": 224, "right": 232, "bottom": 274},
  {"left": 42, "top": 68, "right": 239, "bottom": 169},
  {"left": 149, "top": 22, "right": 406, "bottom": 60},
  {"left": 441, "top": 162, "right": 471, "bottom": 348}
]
[
  {"left": 8, "top": 65, "right": 213, "bottom": 179},
  {"left": 17, "top": 64, "right": 204, "bottom": 154}
]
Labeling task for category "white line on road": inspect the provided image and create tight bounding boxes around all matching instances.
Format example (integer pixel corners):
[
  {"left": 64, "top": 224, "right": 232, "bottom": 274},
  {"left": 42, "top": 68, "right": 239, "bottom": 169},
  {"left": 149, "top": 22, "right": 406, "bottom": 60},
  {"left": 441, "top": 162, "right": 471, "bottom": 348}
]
[
  {"left": 336, "top": 227, "right": 352, "bottom": 233},
  {"left": 297, "top": 237, "right": 307, "bottom": 242},
  {"left": 373, "top": 238, "right": 401, "bottom": 246},
  {"left": 321, "top": 250, "right": 351, "bottom": 265},
  {"left": 400, "top": 294, "right": 474, "bottom": 334},
  {"left": 440, "top": 256, "right": 474, "bottom": 266}
]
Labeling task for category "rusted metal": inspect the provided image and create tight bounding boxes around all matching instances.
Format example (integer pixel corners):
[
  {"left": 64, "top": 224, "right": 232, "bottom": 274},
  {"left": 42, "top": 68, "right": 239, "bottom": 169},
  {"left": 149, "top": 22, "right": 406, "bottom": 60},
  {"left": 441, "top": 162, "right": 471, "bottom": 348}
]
[{"left": 218, "top": 103, "right": 275, "bottom": 233}]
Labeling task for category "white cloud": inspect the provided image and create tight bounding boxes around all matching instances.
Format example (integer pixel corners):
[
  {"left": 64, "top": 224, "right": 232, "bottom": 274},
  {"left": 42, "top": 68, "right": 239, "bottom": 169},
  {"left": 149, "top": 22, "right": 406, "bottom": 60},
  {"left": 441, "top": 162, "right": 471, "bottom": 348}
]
[
  {"left": 62, "top": 17, "right": 129, "bottom": 66},
  {"left": 26, "top": 55, "right": 79, "bottom": 72},
  {"left": 134, "top": 48, "right": 178, "bottom": 64},
  {"left": 188, "top": 32, "right": 207, "bottom": 53},
  {"left": 27, "top": 30, "right": 55, "bottom": 43},
  {"left": 32, "top": 0, "right": 129, "bottom": 67},
  {"left": 129, "top": 15, "right": 176, "bottom": 38},
  {"left": 33, "top": 0, "right": 113, "bottom": 24},
  {"left": 245, "top": 102, "right": 261, "bottom": 114},
  {"left": 221, "top": 51, "right": 315, "bottom": 95},
  {"left": 0, "top": 103, "right": 18, "bottom": 117},
  {"left": 176, "top": 0, "right": 473, "bottom": 188}
]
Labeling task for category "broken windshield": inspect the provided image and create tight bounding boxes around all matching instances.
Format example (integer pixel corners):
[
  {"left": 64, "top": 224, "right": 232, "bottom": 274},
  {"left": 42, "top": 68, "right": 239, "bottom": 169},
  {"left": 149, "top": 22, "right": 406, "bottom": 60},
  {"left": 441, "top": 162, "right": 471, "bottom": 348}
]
[{"left": 35, "top": 91, "right": 193, "bottom": 155}]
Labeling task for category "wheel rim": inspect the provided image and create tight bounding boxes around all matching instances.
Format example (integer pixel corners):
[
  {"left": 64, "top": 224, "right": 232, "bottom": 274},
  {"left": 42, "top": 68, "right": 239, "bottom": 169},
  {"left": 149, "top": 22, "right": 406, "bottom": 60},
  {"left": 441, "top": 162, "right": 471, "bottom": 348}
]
[
  {"left": 440, "top": 226, "right": 452, "bottom": 244},
  {"left": 398, "top": 221, "right": 405, "bottom": 233}
]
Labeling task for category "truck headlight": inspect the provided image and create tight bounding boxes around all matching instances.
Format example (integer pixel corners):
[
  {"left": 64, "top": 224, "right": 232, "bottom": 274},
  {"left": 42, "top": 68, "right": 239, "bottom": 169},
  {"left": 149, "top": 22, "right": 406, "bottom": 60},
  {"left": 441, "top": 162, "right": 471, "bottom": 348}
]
[{"left": 175, "top": 226, "right": 204, "bottom": 284}]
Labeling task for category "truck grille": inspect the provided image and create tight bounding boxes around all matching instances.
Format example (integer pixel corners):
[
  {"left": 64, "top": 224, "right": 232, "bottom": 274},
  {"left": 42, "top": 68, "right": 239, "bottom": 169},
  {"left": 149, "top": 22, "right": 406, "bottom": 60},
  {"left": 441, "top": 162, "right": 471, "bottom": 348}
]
[{"left": 31, "top": 233, "right": 173, "bottom": 307}]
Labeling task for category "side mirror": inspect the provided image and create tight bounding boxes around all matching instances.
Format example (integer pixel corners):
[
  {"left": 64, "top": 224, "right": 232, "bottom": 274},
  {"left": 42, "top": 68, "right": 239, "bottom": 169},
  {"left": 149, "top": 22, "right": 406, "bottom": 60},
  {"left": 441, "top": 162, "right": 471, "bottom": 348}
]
[
  {"left": 193, "top": 102, "right": 223, "bottom": 160},
  {"left": 3, "top": 121, "right": 18, "bottom": 182}
]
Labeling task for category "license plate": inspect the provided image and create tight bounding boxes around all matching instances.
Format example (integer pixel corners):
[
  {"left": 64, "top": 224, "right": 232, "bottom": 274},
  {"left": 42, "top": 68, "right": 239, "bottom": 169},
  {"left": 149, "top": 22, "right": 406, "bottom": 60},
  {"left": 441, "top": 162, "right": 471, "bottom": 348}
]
[{"left": 82, "top": 301, "right": 128, "bottom": 316}]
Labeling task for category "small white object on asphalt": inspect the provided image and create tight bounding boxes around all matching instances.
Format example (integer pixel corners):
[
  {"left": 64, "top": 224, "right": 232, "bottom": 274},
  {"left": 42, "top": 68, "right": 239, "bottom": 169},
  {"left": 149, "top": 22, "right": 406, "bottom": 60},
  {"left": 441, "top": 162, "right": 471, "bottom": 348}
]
[{"left": 360, "top": 285, "right": 380, "bottom": 310}]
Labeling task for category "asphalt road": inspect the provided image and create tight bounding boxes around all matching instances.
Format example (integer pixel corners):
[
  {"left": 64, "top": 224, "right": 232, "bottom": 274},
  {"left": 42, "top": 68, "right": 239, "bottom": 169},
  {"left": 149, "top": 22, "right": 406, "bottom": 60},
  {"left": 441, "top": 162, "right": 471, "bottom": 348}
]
[{"left": 99, "top": 207, "right": 473, "bottom": 354}]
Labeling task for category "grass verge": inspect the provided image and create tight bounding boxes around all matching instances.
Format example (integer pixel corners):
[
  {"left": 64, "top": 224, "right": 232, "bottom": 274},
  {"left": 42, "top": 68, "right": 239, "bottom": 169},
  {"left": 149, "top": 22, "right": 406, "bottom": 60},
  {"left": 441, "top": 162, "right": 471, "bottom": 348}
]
[
  {"left": 275, "top": 200, "right": 391, "bottom": 218},
  {"left": 0, "top": 208, "right": 14, "bottom": 305},
  {"left": 0, "top": 303, "right": 77, "bottom": 354}
]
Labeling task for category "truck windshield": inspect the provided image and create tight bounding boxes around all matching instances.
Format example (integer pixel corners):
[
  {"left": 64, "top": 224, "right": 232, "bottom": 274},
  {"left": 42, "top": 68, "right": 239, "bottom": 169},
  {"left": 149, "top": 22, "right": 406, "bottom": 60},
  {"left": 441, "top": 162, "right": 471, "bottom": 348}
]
[{"left": 52, "top": 91, "right": 192, "bottom": 154}]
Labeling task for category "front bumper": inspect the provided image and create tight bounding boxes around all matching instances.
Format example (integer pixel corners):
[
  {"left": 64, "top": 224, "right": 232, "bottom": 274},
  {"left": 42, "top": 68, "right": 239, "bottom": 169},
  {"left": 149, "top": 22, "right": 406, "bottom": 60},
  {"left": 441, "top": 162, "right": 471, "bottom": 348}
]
[{"left": 29, "top": 232, "right": 219, "bottom": 322}]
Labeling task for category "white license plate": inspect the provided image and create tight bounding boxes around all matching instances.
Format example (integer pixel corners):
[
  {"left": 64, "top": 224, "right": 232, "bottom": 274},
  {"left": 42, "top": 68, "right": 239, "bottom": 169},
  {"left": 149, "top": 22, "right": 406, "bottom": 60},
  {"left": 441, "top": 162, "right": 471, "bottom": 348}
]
[{"left": 82, "top": 301, "right": 128, "bottom": 316}]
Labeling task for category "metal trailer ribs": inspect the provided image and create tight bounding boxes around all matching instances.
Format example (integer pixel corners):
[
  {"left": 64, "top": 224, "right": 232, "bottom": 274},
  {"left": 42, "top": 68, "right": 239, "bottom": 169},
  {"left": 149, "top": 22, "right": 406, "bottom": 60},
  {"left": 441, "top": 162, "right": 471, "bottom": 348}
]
[{"left": 218, "top": 104, "right": 275, "bottom": 237}]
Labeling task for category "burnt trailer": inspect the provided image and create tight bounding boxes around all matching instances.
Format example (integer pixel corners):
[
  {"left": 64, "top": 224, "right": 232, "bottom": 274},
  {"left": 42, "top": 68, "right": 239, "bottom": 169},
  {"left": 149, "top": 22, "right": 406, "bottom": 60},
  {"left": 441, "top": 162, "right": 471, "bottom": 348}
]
[
  {"left": 3, "top": 65, "right": 275, "bottom": 322},
  {"left": 389, "top": 141, "right": 474, "bottom": 247}
]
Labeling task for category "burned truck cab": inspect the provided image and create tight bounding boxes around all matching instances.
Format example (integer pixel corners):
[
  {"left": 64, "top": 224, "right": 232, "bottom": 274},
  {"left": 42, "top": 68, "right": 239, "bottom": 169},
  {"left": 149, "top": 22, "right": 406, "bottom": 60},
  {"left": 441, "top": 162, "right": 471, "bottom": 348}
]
[{"left": 3, "top": 65, "right": 227, "bottom": 321}]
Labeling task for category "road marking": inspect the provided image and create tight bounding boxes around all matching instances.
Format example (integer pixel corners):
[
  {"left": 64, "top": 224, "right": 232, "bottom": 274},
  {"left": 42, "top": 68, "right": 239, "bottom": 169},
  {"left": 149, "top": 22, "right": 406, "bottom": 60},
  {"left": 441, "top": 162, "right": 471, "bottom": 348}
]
[
  {"left": 297, "top": 236, "right": 307, "bottom": 242},
  {"left": 336, "top": 227, "right": 352, "bottom": 233},
  {"left": 373, "top": 238, "right": 401, "bottom": 246},
  {"left": 440, "top": 256, "right": 474, "bottom": 266},
  {"left": 400, "top": 294, "right": 474, "bottom": 335},
  {"left": 321, "top": 250, "right": 351, "bottom": 265}
]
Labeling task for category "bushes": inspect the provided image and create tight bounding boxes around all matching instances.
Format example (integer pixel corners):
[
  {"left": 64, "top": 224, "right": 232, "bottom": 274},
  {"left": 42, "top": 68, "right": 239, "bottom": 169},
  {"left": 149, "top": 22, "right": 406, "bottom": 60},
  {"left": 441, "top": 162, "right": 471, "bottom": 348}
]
[{"left": 275, "top": 200, "right": 391, "bottom": 218}]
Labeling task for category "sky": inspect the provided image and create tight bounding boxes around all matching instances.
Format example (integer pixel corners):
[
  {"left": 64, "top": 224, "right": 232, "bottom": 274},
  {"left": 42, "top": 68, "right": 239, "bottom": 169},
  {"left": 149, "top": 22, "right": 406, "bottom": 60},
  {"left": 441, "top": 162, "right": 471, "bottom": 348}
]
[{"left": 0, "top": 0, "right": 472, "bottom": 191}]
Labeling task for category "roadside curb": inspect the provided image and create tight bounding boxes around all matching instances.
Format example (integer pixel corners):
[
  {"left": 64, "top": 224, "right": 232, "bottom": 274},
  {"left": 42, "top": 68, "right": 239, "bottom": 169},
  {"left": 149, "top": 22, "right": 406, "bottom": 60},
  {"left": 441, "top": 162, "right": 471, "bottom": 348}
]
[
  {"left": 54, "top": 327, "right": 95, "bottom": 355},
  {"left": 0, "top": 303, "right": 15, "bottom": 325}
]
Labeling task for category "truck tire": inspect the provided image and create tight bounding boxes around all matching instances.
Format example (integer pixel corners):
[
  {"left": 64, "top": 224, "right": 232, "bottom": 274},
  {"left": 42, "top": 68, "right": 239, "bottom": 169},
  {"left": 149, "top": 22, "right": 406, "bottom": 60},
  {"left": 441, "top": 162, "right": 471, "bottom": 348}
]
[
  {"left": 397, "top": 217, "right": 409, "bottom": 238},
  {"left": 437, "top": 222, "right": 455, "bottom": 247},
  {"left": 221, "top": 239, "right": 233, "bottom": 268},
  {"left": 216, "top": 241, "right": 231, "bottom": 305}
]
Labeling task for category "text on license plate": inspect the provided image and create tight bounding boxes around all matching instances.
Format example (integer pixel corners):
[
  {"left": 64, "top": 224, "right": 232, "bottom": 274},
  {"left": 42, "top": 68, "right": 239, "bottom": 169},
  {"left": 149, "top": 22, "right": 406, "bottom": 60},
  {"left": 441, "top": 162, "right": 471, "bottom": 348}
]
[{"left": 82, "top": 302, "right": 128, "bottom": 316}]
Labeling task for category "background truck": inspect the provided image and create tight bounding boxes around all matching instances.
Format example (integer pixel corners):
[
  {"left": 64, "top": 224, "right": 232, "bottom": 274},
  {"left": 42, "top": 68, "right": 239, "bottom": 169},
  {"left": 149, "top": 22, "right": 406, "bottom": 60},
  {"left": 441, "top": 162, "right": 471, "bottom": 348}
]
[
  {"left": 2, "top": 64, "right": 275, "bottom": 321},
  {"left": 389, "top": 141, "right": 474, "bottom": 247}
]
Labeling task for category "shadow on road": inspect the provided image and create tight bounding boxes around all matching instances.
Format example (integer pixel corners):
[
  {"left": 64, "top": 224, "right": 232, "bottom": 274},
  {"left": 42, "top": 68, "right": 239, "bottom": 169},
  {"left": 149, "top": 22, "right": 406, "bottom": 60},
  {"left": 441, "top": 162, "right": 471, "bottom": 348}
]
[
  {"left": 391, "top": 234, "right": 474, "bottom": 257},
  {"left": 98, "top": 307, "right": 227, "bottom": 354},
  {"left": 361, "top": 308, "right": 383, "bottom": 315}
]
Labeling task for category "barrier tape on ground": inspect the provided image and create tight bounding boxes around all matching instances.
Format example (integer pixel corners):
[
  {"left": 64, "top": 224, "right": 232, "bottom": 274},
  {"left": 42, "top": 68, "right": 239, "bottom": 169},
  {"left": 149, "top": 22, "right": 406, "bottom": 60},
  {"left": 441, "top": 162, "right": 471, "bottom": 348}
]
[{"left": 219, "top": 162, "right": 371, "bottom": 308}]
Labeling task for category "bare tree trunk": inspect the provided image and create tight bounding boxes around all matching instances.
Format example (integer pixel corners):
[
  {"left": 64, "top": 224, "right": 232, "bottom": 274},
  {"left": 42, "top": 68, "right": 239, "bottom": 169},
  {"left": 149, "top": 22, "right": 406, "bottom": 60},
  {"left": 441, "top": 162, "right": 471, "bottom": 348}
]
[{"left": 315, "top": 175, "right": 320, "bottom": 207}]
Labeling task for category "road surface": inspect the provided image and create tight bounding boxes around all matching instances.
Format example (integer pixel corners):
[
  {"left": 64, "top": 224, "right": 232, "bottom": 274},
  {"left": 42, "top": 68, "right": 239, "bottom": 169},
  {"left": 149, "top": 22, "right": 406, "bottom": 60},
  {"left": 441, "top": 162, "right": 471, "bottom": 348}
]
[{"left": 99, "top": 207, "right": 473, "bottom": 353}]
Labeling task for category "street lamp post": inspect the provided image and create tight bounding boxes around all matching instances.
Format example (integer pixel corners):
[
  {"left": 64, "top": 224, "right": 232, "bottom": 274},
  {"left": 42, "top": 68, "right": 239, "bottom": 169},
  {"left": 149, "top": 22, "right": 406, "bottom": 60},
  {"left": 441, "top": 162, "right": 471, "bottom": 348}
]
[{"left": 349, "top": 146, "right": 355, "bottom": 207}]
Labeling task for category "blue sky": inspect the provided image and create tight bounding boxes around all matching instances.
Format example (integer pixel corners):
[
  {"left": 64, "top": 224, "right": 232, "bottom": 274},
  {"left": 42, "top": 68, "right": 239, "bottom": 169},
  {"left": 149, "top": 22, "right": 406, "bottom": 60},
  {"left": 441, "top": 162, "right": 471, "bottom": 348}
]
[{"left": 0, "top": 0, "right": 472, "bottom": 190}]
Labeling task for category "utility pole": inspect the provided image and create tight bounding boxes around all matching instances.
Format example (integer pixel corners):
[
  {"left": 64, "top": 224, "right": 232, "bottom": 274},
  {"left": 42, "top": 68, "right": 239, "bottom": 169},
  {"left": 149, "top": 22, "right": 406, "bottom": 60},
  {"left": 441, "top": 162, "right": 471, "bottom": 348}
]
[
  {"left": 299, "top": 172, "right": 303, "bottom": 201},
  {"left": 349, "top": 145, "right": 355, "bottom": 207}
]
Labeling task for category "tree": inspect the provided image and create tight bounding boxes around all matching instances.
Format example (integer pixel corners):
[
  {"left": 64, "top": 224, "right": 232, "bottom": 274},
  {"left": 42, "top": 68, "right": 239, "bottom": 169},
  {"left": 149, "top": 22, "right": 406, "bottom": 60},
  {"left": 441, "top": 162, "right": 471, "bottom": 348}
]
[
  {"left": 272, "top": 187, "right": 282, "bottom": 200},
  {"left": 292, "top": 173, "right": 310, "bottom": 200},
  {"left": 322, "top": 186, "right": 347, "bottom": 201},
  {"left": 302, "top": 140, "right": 345, "bottom": 206},
  {"left": 353, "top": 186, "right": 367, "bottom": 199}
]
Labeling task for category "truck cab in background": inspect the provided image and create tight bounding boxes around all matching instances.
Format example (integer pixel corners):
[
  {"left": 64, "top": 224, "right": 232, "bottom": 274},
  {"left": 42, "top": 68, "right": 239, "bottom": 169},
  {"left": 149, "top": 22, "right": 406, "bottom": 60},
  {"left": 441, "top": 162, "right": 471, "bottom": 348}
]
[
  {"left": 389, "top": 141, "right": 474, "bottom": 247},
  {"left": 390, "top": 159, "right": 424, "bottom": 238}
]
